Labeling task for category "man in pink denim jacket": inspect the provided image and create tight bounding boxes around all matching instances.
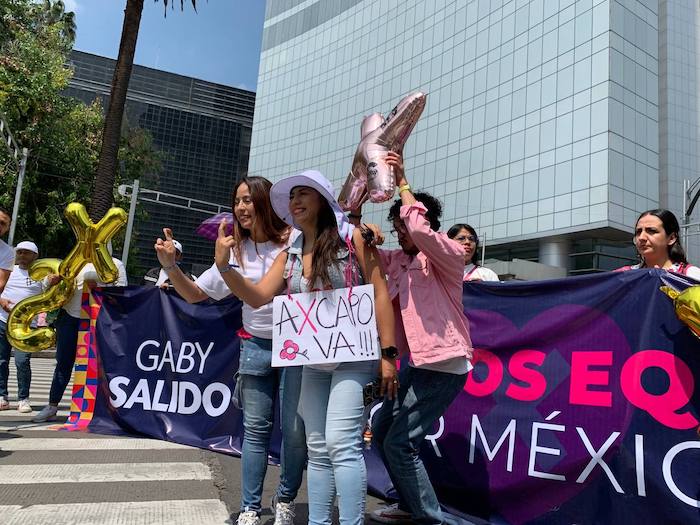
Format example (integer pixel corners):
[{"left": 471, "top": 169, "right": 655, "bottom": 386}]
[{"left": 353, "top": 152, "right": 473, "bottom": 525}]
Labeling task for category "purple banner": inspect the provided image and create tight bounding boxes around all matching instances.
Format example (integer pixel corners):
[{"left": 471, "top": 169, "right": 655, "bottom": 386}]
[{"left": 73, "top": 269, "right": 700, "bottom": 525}]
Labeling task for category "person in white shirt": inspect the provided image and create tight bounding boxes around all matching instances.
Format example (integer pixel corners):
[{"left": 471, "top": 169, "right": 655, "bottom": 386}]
[
  {"left": 32, "top": 255, "right": 127, "bottom": 423},
  {"left": 0, "top": 241, "right": 45, "bottom": 412},
  {"left": 0, "top": 207, "right": 15, "bottom": 294},
  {"left": 155, "top": 176, "right": 306, "bottom": 525},
  {"left": 447, "top": 223, "right": 500, "bottom": 282}
]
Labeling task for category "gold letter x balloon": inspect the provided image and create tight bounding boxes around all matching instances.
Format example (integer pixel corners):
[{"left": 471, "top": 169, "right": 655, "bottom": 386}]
[
  {"left": 661, "top": 285, "right": 700, "bottom": 339},
  {"left": 7, "top": 203, "right": 127, "bottom": 352}
]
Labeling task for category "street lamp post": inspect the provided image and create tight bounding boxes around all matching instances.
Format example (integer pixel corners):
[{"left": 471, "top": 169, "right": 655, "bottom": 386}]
[
  {"left": 118, "top": 179, "right": 140, "bottom": 267},
  {"left": 0, "top": 111, "right": 28, "bottom": 246},
  {"left": 8, "top": 148, "right": 28, "bottom": 246}
]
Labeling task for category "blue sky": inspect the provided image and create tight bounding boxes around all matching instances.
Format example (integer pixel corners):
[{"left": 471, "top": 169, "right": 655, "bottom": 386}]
[{"left": 64, "top": 0, "right": 266, "bottom": 91}]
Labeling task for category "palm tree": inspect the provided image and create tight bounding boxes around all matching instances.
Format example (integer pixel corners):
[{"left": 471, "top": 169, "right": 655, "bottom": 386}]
[
  {"left": 40, "top": 0, "right": 76, "bottom": 43},
  {"left": 88, "top": 0, "right": 197, "bottom": 221}
]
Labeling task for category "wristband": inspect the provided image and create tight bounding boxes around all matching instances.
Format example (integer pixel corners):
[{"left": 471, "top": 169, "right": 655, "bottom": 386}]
[
  {"left": 381, "top": 346, "right": 399, "bottom": 359},
  {"left": 162, "top": 263, "right": 177, "bottom": 273},
  {"left": 218, "top": 264, "right": 232, "bottom": 274},
  {"left": 398, "top": 184, "right": 411, "bottom": 194},
  {"left": 348, "top": 213, "right": 362, "bottom": 219}
]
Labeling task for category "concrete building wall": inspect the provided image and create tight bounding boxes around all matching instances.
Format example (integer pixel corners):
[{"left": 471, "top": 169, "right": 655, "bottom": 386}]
[{"left": 250, "top": 1, "right": 699, "bottom": 271}]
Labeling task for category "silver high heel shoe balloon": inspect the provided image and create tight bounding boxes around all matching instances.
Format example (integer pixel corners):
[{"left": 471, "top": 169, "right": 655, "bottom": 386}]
[{"left": 338, "top": 92, "right": 426, "bottom": 210}]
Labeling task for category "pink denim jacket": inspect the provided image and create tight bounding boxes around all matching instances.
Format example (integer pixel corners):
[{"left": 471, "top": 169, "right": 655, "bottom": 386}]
[{"left": 379, "top": 202, "right": 473, "bottom": 367}]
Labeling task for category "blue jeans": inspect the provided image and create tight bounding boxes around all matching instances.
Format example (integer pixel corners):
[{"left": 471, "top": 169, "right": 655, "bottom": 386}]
[
  {"left": 300, "top": 360, "right": 376, "bottom": 525},
  {"left": 238, "top": 336, "right": 306, "bottom": 513},
  {"left": 372, "top": 366, "right": 467, "bottom": 525},
  {"left": 49, "top": 310, "right": 81, "bottom": 404},
  {"left": 0, "top": 320, "right": 31, "bottom": 400}
]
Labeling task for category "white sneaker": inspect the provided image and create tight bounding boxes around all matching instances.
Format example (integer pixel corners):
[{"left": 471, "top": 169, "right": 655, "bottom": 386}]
[
  {"left": 17, "top": 399, "right": 32, "bottom": 413},
  {"left": 236, "top": 510, "right": 260, "bottom": 525},
  {"left": 0, "top": 396, "right": 8, "bottom": 410},
  {"left": 271, "top": 494, "right": 296, "bottom": 525},
  {"left": 369, "top": 503, "right": 413, "bottom": 524},
  {"left": 32, "top": 405, "right": 58, "bottom": 422}
]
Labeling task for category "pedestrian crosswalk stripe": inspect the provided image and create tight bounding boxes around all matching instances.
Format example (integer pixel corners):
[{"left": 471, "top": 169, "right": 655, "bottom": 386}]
[
  {"left": 0, "top": 437, "right": 191, "bottom": 451},
  {"left": 0, "top": 462, "right": 212, "bottom": 484},
  {"left": 0, "top": 499, "right": 230, "bottom": 525},
  {"left": 0, "top": 360, "right": 232, "bottom": 522}
]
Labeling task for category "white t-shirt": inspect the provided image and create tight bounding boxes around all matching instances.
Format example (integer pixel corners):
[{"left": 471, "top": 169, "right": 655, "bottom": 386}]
[
  {"left": 414, "top": 356, "right": 472, "bottom": 375},
  {"left": 683, "top": 266, "right": 700, "bottom": 280},
  {"left": 63, "top": 259, "right": 128, "bottom": 318},
  {"left": 0, "top": 265, "right": 47, "bottom": 324},
  {"left": 463, "top": 264, "right": 499, "bottom": 282},
  {"left": 155, "top": 268, "right": 169, "bottom": 287},
  {"left": 0, "top": 240, "right": 14, "bottom": 271},
  {"left": 195, "top": 238, "right": 286, "bottom": 339}
]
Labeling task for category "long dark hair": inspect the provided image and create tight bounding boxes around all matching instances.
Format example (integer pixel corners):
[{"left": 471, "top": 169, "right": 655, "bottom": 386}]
[
  {"left": 231, "top": 176, "right": 290, "bottom": 269},
  {"left": 635, "top": 209, "right": 688, "bottom": 265},
  {"left": 447, "top": 223, "right": 479, "bottom": 265},
  {"left": 307, "top": 192, "right": 346, "bottom": 291}
]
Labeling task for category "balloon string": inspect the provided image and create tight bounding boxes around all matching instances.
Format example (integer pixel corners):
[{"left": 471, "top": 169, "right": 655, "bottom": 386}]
[{"left": 344, "top": 235, "right": 357, "bottom": 301}]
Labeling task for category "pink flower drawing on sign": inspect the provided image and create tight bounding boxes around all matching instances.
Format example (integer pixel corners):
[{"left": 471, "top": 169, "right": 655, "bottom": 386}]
[{"left": 279, "top": 339, "right": 308, "bottom": 361}]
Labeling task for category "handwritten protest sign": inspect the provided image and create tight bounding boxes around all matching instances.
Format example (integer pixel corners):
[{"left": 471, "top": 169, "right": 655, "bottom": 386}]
[{"left": 271, "top": 283, "right": 378, "bottom": 367}]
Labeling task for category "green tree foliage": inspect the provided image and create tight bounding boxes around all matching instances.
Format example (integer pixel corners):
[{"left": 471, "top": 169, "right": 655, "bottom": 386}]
[{"left": 0, "top": 0, "right": 161, "bottom": 260}]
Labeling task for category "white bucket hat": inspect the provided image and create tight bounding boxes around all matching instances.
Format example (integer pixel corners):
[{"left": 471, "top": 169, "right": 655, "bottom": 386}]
[
  {"left": 270, "top": 170, "right": 354, "bottom": 240},
  {"left": 172, "top": 239, "right": 183, "bottom": 254}
]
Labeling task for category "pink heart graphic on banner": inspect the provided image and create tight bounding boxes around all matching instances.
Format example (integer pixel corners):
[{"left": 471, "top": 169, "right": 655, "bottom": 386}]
[{"left": 431, "top": 304, "right": 635, "bottom": 525}]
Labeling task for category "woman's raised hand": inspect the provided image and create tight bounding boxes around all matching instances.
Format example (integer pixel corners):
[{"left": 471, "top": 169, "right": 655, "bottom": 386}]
[
  {"left": 215, "top": 218, "right": 235, "bottom": 268},
  {"left": 155, "top": 228, "right": 178, "bottom": 267}
]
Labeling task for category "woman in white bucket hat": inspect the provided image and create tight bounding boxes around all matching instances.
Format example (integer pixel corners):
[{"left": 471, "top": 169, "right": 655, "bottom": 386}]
[{"left": 213, "top": 169, "right": 397, "bottom": 525}]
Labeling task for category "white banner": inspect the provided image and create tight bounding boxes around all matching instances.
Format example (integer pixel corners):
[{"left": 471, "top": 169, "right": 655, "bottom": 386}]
[{"left": 271, "top": 283, "right": 379, "bottom": 367}]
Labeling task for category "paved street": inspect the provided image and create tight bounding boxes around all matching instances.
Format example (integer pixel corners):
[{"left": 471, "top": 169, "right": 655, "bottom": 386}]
[{"left": 0, "top": 356, "right": 387, "bottom": 524}]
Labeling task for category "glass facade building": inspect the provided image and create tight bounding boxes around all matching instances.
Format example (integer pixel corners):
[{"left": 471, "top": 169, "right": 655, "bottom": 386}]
[
  {"left": 65, "top": 50, "right": 255, "bottom": 277},
  {"left": 250, "top": 0, "right": 699, "bottom": 272}
]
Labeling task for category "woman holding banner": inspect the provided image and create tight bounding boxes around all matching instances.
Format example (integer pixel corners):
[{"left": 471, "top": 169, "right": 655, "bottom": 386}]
[
  {"left": 618, "top": 208, "right": 700, "bottom": 279},
  {"left": 211, "top": 169, "right": 397, "bottom": 525},
  {"left": 155, "top": 176, "right": 305, "bottom": 525}
]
